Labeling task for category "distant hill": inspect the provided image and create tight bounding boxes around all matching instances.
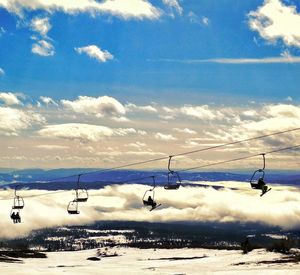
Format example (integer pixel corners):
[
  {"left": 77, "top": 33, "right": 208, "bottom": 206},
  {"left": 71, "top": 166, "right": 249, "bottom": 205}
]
[{"left": 0, "top": 168, "right": 299, "bottom": 191}]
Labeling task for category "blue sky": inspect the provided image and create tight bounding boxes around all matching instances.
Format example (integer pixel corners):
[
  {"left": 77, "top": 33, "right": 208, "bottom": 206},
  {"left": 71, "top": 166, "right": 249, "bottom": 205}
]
[
  {"left": 0, "top": 0, "right": 300, "bottom": 169},
  {"left": 1, "top": 0, "right": 300, "bottom": 103}
]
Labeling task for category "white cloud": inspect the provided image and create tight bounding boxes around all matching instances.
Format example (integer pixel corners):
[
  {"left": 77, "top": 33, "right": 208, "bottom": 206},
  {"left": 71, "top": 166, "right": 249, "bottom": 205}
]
[
  {"left": 126, "top": 141, "right": 147, "bottom": 149},
  {"left": 285, "top": 96, "right": 293, "bottom": 102},
  {"left": 173, "top": 128, "right": 197, "bottom": 134},
  {"left": 111, "top": 116, "right": 130, "bottom": 122},
  {"left": 155, "top": 132, "right": 177, "bottom": 141},
  {"left": 159, "top": 106, "right": 176, "bottom": 120},
  {"left": 202, "top": 16, "right": 209, "bottom": 25},
  {"left": 236, "top": 104, "right": 300, "bottom": 135},
  {"left": 61, "top": 95, "right": 126, "bottom": 117},
  {"left": 32, "top": 39, "right": 55, "bottom": 56},
  {"left": 36, "top": 145, "right": 69, "bottom": 150},
  {"left": 125, "top": 103, "right": 157, "bottom": 113},
  {"left": 180, "top": 105, "right": 223, "bottom": 120},
  {"left": 30, "top": 17, "right": 51, "bottom": 37},
  {"left": 0, "top": 92, "right": 21, "bottom": 105},
  {"left": 265, "top": 104, "right": 300, "bottom": 119},
  {"left": 40, "top": 96, "right": 58, "bottom": 106},
  {"left": 248, "top": 0, "right": 300, "bottom": 48},
  {"left": 0, "top": 107, "right": 45, "bottom": 135},
  {"left": 162, "top": 0, "right": 183, "bottom": 15},
  {"left": 137, "top": 130, "right": 147, "bottom": 135},
  {"left": 75, "top": 45, "right": 113, "bottom": 63},
  {"left": 38, "top": 123, "right": 140, "bottom": 142},
  {"left": 96, "top": 149, "right": 164, "bottom": 157},
  {"left": 0, "top": 0, "right": 161, "bottom": 19},
  {"left": 0, "top": 67, "right": 5, "bottom": 76}
]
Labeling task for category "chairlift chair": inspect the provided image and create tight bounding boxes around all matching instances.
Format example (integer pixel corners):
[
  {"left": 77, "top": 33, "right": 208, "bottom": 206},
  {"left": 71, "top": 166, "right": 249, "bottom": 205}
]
[
  {"left": 142, "top": 176, "right": 162, "bottom": 211},
  {"left": 74, "top": 188, "right": 89, "bottom": 202},
  {"left": 12, "top": 196, "right": 25, "bottom": 209},
  {"left": 249, "top": 154, "right": 271, "bottom": 196},
  {"left": 12, "top": 186, "right": 24, "bottom": 210},
  {"left": 164, "top": 156, "right": 181, "bottom": 190},
  {"left": 250, "top": 169, "right": 266, "bottom": 189},
  {"left": 67, "top": 200, "right": 80, "bottom": 215},
  {"left": 142, "top": 176, "right": 157, "bottom": 206}
]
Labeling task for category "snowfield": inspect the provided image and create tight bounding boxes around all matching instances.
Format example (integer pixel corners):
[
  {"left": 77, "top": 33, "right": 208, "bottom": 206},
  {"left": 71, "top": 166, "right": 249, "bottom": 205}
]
[{"left": 0, "top": 248, "right": 300, "bottom": 274}]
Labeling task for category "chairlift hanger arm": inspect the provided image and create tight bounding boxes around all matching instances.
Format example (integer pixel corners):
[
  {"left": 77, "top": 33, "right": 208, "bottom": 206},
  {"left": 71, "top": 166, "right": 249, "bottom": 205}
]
[
  {"left": 168, "top": 156, "right": 174, "bottom": 173},
  {"left": 151, "top": 176, "right": 156, "bottom": 190},
  {"left": 261, "top": 153, "right": 266, "bottom": 170}
]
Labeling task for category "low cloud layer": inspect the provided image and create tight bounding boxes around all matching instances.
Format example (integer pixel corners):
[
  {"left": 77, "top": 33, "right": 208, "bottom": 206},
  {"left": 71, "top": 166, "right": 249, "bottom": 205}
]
[{"left": 1, "top": 181, "right": 300, "bottom": 238}]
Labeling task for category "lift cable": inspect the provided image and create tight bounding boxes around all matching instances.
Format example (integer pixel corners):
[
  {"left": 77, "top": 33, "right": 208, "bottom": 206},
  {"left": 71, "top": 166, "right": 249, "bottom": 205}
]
[
  {"left": 0, "top": 144, "right": 299, "bottom": 201},
  {"left": 46, "top": 127, "right": 300, "bottom": 183},
  {"left": 178, "top": 144, "right": 300, "bottom": 173}
]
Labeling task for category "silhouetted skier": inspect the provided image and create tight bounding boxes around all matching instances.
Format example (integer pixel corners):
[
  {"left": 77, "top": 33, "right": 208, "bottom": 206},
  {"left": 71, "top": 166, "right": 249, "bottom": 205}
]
[
  {"left": 11, "top": 212, "right": 16, "bottom": 223},
  {"left": 15, "top": 212, "right": 21, "bottom": 223}
]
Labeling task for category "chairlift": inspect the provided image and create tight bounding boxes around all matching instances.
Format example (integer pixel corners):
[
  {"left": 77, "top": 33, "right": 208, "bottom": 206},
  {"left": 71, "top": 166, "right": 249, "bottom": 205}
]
[
  {"left": 12, "top": 186, "right": 24, "bottom": 210},
  {"left": 164, "top": 156, "right": 181, "bottom": 190},
  {"left": 67, "top": 200, "right": 80, "bottom": 215},
  {"left": 74, "top": 174, "right": 88, "bottom": 202},
  {"left": 250, "top": 154, "right": 271, "bottom": 196},
  {"left": 142, "top": 176, "right": 161, "bottom": 210}
]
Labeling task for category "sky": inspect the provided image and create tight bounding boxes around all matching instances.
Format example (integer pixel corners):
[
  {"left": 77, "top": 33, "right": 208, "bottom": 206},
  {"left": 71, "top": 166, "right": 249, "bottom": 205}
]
[{"left": 0, "top": 0, "right": 300, "bottom": 170}]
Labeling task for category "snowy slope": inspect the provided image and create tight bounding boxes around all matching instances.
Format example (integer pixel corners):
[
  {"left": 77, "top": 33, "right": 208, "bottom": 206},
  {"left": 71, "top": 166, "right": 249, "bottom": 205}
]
[{"left": 0, "top": 248, "right": 300, "bottom": 274}]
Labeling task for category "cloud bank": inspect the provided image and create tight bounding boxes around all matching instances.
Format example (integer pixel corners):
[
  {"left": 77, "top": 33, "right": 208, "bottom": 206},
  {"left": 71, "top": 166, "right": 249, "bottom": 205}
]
[{"left": 1, "top": 181, "right": 300, "bottom": 238}]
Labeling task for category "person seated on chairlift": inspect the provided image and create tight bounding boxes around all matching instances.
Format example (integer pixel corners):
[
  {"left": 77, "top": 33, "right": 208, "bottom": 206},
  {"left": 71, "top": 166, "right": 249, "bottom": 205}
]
[
  {"left": 15, "top": 212, "right": 21, "bottom": 223},
  {"left": 257, "top": 177, "right": 266, "bottom": 189},
  {"left": 11, "top": 212, "right": 16, "bottom": 223},
  {"left": 147, "top": 196, "right": 156, "bottom": 207},
  {"left": 255, "top": 177, "right": 268, "bottom": 195}
]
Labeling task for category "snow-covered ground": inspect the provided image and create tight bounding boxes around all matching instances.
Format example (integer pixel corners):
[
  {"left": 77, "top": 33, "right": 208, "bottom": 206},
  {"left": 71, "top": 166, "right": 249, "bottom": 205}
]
[{"left": 1, "top": 247, "right": 300, "bottom": 274}]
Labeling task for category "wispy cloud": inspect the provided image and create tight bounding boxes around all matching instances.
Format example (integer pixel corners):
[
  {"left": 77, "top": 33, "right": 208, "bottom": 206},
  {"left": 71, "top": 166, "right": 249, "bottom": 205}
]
[
  {"left": 162, "top": 0, "right": 183, "bottom": 16},
  {"left": 0, "top": 67, "right": 5, "bottom": 76},
  {"left": 188, "top": 12, "right": 209, "bottom": 26},
  {"left": 153, "top": 54, "right": 300, "bottom": 64},
  {"left": 30, "top": 17, "right": 51, "bottom": 37},
  {"left": 32, "top": 40, "right": 55, "bottom": 56}
]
